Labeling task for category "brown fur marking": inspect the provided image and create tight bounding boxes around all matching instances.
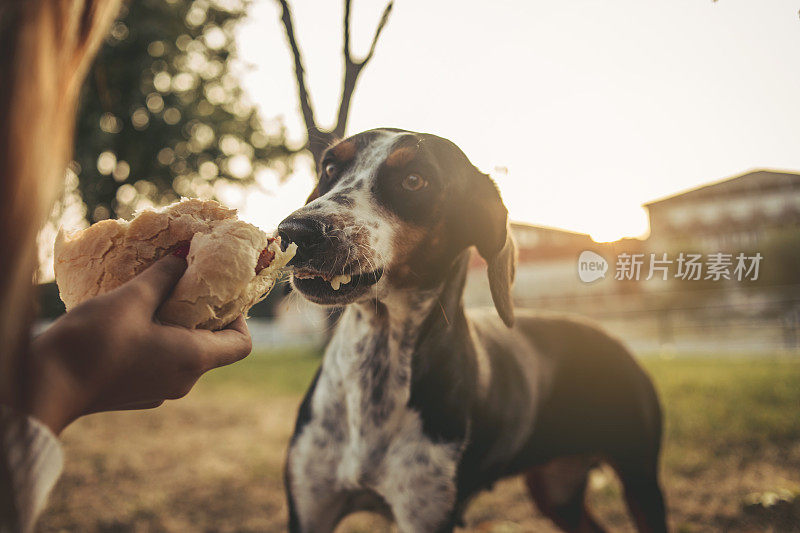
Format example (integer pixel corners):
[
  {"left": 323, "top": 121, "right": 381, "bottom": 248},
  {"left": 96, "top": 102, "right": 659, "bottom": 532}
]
[
  {"left": 331, "top": 140, "right": 356, "bottom": 162},
  {"left": 388, "top": 219, "right": 431, "bottom": 286},
  {"left": 385, "top": 146, "right": 417, "bottom": 168}
]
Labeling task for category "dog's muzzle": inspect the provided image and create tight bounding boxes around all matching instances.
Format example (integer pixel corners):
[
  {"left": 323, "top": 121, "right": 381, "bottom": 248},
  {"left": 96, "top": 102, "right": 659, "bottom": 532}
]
[{"left": 277, "top": 214, "right": 383, "bottom": 303}]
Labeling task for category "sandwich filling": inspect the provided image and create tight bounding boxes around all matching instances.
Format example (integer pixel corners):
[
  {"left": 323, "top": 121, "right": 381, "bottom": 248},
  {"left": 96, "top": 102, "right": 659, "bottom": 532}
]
[{"left": 172, "top": 236, "right": 293, "bottom": 276}]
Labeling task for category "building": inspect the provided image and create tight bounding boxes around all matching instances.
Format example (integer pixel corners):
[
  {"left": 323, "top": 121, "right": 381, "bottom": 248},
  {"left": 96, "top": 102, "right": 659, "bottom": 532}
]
[
  {"left": 464, "top": 169, "right": 800, "bottom": 353},
  {"left": 465, "top": 222, "right": 629, "bottom": 309},
  {"left": 644, "top": 169, "right": 800, "bottom": 253}
]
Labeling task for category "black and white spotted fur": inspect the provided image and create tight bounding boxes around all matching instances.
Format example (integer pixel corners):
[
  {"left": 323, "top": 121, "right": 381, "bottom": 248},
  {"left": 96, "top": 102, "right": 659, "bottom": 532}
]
[{"left": 278, "top": 129, "right": 667, "bottom": 533}]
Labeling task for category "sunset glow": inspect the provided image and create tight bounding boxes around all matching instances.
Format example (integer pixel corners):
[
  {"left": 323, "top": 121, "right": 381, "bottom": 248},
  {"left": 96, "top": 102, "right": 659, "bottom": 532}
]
[{"left": 226, "top": 1, "right": 800, "bottom": 242}]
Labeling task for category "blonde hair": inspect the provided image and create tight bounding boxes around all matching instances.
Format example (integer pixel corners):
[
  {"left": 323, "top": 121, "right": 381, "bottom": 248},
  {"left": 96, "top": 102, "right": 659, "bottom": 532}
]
[{"left": 0, "top": 0, "right": 121, "bottom": 402}]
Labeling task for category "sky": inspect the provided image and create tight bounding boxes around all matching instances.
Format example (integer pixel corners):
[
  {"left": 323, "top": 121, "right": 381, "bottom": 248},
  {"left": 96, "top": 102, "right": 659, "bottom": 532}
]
[{"left": 232, "top": 0, "right": 800, "bottom": 242}]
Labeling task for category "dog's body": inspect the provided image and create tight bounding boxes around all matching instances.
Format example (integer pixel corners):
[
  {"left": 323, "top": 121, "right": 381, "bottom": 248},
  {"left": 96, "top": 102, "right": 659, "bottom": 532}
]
[{"left": 279, "top": 129, "right": 667, "bottom": 532}]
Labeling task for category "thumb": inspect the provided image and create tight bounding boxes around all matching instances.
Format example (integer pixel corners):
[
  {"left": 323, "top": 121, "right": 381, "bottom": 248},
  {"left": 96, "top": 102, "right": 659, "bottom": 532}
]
[{"left": 127, "top": 255, "right": 187, "bottom": 311}]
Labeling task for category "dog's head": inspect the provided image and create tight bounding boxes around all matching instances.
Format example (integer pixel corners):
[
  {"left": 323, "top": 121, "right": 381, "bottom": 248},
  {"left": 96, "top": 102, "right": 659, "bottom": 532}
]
[{"left": 277, "top": 128, "right": 517, "bottom": 327}]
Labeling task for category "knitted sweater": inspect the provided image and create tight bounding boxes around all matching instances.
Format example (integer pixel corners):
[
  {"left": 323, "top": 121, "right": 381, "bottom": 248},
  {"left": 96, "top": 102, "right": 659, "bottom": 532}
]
[{"left": 0, "top": 406, "right": 63, "bottom": 532}]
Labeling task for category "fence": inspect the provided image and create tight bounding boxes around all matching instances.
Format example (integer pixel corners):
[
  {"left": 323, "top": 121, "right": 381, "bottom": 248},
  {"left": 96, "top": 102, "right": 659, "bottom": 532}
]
[{"left": 467, "top": 269, "right": 800, "bottom": 356}]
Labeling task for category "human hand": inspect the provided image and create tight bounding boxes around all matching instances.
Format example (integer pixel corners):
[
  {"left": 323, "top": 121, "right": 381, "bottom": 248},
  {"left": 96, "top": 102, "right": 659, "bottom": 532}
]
[{"left": 24, "top": 256, "right": 252, "bottom": 434}]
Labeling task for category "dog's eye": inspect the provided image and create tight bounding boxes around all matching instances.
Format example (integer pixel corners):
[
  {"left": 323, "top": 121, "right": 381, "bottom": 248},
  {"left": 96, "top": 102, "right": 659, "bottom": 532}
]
[
  {"left": 401, "top": 174, "right": 427, "bottom": 192},
  {"left": 324, "top": 162, "right": 337, "bottom": 177}
]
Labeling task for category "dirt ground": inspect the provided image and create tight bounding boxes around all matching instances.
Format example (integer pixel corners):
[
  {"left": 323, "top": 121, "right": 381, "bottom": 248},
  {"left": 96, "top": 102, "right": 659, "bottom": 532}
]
[{"left": 37, "top": 353, "right": 800, "bottom": 532}]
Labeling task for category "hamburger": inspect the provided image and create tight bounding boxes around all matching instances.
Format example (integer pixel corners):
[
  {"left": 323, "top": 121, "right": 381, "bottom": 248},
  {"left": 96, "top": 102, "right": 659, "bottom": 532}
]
[{"left": 54, "top": 198, "right": 297, "bottom": 330}]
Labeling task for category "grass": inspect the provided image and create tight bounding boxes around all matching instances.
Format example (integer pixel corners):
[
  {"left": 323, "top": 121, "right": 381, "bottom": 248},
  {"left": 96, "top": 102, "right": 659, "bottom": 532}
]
[
  {"left": 37, "top": 352, "right": 800, "bottom": 532},
  {"left": 200, "top": 347, "right": 322, "bottom": 396},
  {"left": 647, "top": 357, "right": 800, "bottom": 454}
]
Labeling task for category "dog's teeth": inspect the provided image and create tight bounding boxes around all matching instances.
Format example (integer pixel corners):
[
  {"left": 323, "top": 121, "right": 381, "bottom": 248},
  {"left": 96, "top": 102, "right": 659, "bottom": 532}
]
[{"left": 329, "top": 274, "right": 351, "bottom": 291}]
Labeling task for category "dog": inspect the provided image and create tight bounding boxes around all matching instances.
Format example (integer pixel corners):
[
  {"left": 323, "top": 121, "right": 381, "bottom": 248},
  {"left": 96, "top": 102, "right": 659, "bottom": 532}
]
[{"left": 278, "top": 128, "right": 667, "bottom": 533}]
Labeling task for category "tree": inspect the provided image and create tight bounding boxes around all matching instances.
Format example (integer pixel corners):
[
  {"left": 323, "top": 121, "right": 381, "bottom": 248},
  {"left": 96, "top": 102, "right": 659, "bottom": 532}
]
[
  {"left": 276, "top": 0, "right": 393, "bottom": 167},
  {"left": 73, "top": 0, "right": 296, "bottom": 223}
]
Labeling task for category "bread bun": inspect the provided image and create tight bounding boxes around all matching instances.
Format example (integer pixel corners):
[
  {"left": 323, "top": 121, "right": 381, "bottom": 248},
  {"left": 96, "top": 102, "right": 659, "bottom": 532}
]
[{"left": 54, "top": 198, "right": 296, "bottom": 330}]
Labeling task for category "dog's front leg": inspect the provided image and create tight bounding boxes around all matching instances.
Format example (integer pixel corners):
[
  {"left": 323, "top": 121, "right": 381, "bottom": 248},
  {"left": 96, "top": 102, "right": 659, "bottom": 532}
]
[
  {"left": 388, "top": 489, "right": 458, "bottom": 533},
  {"left": 286, "top": 425, "right": 350, "bottom": 533},
  {"left": 285, "top": 463, "right": 348, "bottom": 533},
  {"left": 377, "top": 437, "right": 462, "bottom": 533},
  {"left": 286, "top": 490, "right": 348, "bottom": 533}
]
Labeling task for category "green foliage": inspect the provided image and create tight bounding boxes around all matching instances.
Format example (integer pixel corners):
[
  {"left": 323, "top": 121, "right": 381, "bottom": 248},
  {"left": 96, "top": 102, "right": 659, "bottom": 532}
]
[{"left": 73, "top": 0, "right": 295, "bottom": 222}]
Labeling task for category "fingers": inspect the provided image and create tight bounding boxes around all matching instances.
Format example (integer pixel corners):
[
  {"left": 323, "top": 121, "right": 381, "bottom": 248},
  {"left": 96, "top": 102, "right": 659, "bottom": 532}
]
[
  {"left": 126, "top": 256, "right": 187, "bottom": 311},
  {"left": 224, "top": 314, "right": 249, "bottom": 336},
  {"left": 154, "top": 315, "right": 252, "bottom": 372},
  {"left": 202, "top": 315, "right": 253, "bottom": 369}
]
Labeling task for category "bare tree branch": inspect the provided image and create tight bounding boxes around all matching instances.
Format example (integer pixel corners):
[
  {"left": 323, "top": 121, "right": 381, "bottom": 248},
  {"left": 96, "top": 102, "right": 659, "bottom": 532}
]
[
  {"left": 334, "top": 0, "right": 393, "bottom": 137},
  {"left": 276, "top": 0, "right": 319, "bottom": 138},
  {"left": 343, "top": 0, "right": 353, "bottom": 63},
  {"left": 276, "top": 0, "right": 393, "bottom": 165},
  {"left": 350, "top": 0, "right": 393, "bottom": 67}
]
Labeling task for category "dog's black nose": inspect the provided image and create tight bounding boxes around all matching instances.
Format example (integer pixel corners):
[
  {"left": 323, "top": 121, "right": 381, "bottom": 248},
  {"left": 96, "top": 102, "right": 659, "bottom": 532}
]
[{"left": 277, "top": 216, "right": 325, "bottom": 258}]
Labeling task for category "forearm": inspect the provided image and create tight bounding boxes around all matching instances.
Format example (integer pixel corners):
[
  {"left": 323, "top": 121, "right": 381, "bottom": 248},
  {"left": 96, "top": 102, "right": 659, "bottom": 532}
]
[
  {"left": 21, "top": 333, "right": 92, "bottom": 436},
  {"left": 0, "top": 337, "right": 77, "bottom": 436}
]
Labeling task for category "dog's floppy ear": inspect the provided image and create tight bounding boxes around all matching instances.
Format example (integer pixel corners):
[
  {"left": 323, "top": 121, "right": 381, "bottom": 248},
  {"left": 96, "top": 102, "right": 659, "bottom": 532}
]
[
  {"left": 458, "top": 169, "right": 517, "bottom": 328},
  {"left": 486, "top": 225, "right": 517, "bottom": 328}
]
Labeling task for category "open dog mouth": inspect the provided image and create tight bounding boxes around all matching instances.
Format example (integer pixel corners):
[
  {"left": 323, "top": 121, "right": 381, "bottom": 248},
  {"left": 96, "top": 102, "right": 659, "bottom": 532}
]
[{"left": 291, "top": 267, "right": 384, "bottom": 299}]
